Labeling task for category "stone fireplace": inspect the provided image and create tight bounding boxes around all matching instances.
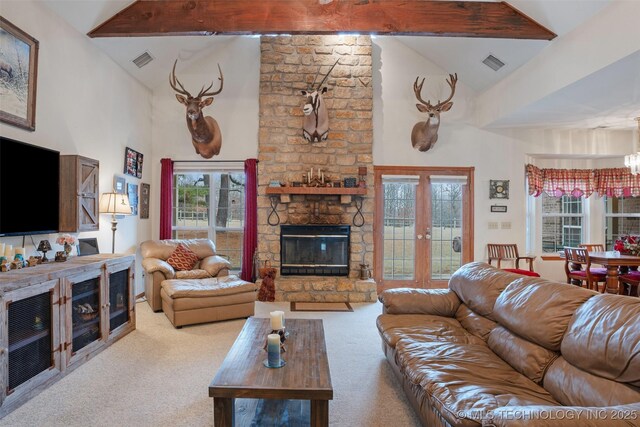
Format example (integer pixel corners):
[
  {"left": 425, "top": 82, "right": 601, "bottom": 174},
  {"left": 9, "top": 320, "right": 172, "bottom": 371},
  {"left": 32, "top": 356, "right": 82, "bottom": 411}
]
[{"left": 257, "top": 35, "right": 375, "bottom": 302}]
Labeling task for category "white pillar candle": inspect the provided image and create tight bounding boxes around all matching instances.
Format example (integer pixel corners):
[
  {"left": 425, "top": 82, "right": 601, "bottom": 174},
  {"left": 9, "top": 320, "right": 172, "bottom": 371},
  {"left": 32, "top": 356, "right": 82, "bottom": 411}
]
[
  {"left": 270, "top": 311, "right": 283, "bottom": 330},
  {"left": 276, "top": 310, "right": 285, "bottom": 327},
  {"left": 14, "top": 247, "right": 25, "bottom": 256},
  {"left": 4, "top": 244, "right": 13, "bottom": 257},
  {"left": 267, "top": 333, "right": 281, "bottom": 367}
]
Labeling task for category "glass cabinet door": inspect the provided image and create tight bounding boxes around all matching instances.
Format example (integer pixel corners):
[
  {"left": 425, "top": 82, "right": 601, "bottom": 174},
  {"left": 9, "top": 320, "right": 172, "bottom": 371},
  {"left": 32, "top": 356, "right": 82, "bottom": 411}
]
[
  {"left": 68, "top": 275, "right": 102, "bottom": 358},
  {"left": 108, "top": 269, "right": 129, "bottom": 333}
]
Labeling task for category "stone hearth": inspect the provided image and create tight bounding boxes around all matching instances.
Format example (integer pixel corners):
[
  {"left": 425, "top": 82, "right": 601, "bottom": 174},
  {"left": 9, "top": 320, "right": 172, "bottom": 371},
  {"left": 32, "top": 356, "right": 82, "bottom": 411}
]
[{"left": 257, "top": 276, "right": 377, "bottom": 302}]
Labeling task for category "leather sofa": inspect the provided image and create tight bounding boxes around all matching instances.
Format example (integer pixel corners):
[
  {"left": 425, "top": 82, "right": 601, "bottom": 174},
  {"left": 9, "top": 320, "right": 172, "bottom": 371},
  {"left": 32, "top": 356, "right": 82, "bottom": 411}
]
[
  {"left": 377, "top": 262, "right": 640, "bottom": 426},
  {"left": 140, "top": 239, "right": 232, "bottom": 312}
]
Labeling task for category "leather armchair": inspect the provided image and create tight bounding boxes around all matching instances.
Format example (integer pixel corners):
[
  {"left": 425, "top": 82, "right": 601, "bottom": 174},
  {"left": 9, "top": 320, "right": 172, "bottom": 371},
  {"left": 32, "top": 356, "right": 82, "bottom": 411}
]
[{"left": 140, "top": 239, "right": 231, "bottom": 311}]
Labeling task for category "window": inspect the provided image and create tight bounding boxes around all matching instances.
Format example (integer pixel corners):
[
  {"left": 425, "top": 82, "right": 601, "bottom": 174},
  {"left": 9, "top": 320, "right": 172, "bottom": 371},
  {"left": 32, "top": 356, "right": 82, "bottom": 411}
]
[
  {"left": 172, "top": 170, "right": 245, "bottom": 270},
  {"left": 541, "top": 194, "right": 583, "bottom": 253},
  {"left": 604, "top": 196, "right": 640, "bottom": 247}
]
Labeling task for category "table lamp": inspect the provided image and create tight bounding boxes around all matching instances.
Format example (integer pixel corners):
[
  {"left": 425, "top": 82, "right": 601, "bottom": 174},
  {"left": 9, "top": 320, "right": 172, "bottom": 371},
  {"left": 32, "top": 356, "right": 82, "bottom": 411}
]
[
  {"left": 37, "top": 240, "right": 52, "bottom": 262},
  {"left": 99, "top": 192, "right": 132, "bottom": 253}
]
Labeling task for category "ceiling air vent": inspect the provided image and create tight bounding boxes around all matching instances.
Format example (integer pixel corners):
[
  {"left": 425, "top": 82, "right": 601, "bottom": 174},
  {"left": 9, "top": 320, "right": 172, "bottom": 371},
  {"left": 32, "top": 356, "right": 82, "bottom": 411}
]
[
  {"left": 132, "top": 51, "right": 154, "bottom": 68},
  {"left": 482, "top": 54, "right": 505, "bottom": 71}
]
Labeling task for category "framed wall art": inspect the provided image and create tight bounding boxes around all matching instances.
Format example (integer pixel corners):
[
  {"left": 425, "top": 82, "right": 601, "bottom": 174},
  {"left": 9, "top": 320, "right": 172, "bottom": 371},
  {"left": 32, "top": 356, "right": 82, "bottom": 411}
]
[
  {"left": 0, "top": 17, "right": 39, "bottom": 131},
  {"left": 124, "top": 147, "right": 144, "bottom": 178},
  {"left": 140, "top": 183, "right": 150, "bottom": 219},
  {"left": 489, "top": 180, "right": 509, "bottom": 199},
  {"left": 127, "top": 182, "right": 139, "bottom": 216},
  {"left": 490, "top": 205, "right": 508, "bottom": 213},
  {"left": 113, "top": 175, "right": 126, "bottom": 194}
]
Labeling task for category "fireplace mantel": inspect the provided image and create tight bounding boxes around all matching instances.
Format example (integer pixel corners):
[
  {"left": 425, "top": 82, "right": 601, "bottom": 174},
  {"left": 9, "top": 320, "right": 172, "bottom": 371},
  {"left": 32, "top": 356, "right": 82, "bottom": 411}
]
[{"left": 266, "top": 186, "right": 366, "bottom": 204}]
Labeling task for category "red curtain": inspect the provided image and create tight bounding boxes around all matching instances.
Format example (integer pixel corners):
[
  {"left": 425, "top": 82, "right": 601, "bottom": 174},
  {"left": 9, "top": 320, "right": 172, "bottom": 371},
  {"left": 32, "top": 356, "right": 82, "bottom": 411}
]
[
  {"left": 242, "top": 159, "right": 258, "bottom": 282},
  {"left": 160, "top": 158, "right": 174, "bottom": 240}
]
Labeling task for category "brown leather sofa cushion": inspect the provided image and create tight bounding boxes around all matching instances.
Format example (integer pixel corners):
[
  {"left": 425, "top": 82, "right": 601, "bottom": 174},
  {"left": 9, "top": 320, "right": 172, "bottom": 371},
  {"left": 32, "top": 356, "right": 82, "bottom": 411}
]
[
  {"left": 377, "top": 314, "right": 485, "bottom": 348},
  {"left": 379, "top": 288, "right": 461, "bottom": 316},
  {"left": 561, "top": 295, "right": 640, "bottom": 386},
  {"left": 488, "top": 326, "right": 558, "bottom": 384},
  {"left": 492, "top": 278, "right": 596, "bottom": 351},
  {"left": 449, "top": 262, "right": 521, "bottom": 321},
  {"left": 394, "top": 339, "right": 560, "bottom": 425},
  {"left": 455, "top": 304, "right": 497, "bottom": 341},
  {"left": 161, "top": 276, "right": 257, "bottom": 299},
  {"left": 543, "top": 357, "right": 640, "bottom": 407}
]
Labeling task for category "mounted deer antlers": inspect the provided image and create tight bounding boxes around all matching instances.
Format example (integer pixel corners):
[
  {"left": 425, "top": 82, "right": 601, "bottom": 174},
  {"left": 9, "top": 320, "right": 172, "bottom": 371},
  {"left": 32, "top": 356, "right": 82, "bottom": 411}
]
[
  {"left": 170, "top": 59, "right": 224, "bottom": 158},
  {"left": 301, "top": 60, "right": 338, "bottom": 143},
  {"left": 411, "top": 73, "right": 458, "bottom": 152}
]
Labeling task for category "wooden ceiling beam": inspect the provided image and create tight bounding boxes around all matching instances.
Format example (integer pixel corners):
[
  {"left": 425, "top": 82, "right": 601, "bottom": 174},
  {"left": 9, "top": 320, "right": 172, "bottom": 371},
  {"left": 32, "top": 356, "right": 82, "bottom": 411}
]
[{"left": 88, "top": 0, "right": 556, "bottom": 40}]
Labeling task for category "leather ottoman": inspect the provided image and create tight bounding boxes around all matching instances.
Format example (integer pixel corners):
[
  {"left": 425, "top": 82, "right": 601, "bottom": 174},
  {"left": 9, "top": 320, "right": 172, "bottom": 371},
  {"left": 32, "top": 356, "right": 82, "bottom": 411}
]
[{"left": 160, "top": 275, "right": 257, "bottom": 328}]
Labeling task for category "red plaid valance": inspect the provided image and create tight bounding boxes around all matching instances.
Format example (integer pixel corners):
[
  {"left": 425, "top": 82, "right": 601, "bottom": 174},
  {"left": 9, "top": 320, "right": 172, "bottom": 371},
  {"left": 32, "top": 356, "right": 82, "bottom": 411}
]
[{"left": 526, "top": 165, "right": 640, "bottom": 198}]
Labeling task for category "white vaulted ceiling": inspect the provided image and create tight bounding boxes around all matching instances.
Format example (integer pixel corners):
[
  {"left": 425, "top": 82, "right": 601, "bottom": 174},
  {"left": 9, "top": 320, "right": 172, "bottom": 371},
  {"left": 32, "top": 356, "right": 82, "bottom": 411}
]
[{"left": 41, "top": 0, "right": 639, "bottom": 130}]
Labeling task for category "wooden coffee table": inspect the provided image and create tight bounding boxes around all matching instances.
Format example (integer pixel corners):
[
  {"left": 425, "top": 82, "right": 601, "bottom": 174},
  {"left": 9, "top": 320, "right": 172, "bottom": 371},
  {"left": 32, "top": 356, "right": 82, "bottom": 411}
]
[{"left": 209, "top": 318, "right": 333, "bottom": 426}]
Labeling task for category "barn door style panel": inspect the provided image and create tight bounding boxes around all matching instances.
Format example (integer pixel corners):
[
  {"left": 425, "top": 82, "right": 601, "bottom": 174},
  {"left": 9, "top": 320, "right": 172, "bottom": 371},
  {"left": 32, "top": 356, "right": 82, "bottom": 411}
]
[{"left": 59, "top": 155, "right": 99, "bottom": 232}]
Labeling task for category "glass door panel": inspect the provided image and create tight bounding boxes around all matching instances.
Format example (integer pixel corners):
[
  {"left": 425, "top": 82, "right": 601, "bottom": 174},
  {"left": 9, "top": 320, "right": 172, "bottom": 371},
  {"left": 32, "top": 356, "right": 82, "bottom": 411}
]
[
  {"left": 382, "top": 180, "right": 418, "bottom": 286},
  {"left": 109, "top": 270, "right": 129, "bottom": 332},
  {"left": 430, "top": 180, "right": 464, "bottom": 281}
]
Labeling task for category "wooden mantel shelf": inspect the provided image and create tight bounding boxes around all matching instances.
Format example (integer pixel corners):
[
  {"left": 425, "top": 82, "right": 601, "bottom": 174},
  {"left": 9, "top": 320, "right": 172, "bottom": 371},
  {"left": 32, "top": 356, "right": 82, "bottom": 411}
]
[
  {"left": 265, "top": 187, "right": 366, "bottom": 196},
  {"left": 265, "top": 186, "right": 366, "bottom": 204}
]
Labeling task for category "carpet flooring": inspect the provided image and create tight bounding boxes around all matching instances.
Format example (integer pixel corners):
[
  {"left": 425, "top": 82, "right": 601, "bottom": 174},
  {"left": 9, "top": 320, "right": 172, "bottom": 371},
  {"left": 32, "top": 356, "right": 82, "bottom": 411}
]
[{"left": 0, "top": 301, "right": 421, "bottom": 427}]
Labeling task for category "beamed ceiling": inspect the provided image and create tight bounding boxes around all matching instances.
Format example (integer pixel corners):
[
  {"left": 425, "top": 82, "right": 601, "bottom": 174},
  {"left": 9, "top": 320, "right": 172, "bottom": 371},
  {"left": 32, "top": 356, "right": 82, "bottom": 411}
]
[{"left": 88, "top": 0, "right": 556, "bottom": 40}]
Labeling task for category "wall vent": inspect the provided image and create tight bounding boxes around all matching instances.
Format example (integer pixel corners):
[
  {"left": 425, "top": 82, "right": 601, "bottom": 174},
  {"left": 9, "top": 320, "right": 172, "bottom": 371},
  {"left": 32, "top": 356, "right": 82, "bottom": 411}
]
[
  {"left": 132, "top": 51, "right": 154, "bottom": 68},
  {"left": 482, "top": 54, "right": 505, "bottom": 71}
]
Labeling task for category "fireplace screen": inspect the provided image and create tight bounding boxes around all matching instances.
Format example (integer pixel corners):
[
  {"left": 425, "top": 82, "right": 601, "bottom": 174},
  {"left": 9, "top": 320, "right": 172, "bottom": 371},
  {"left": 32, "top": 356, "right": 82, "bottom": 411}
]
[{"left": 280, "top": 225, "right": 350, "bottom": 276}]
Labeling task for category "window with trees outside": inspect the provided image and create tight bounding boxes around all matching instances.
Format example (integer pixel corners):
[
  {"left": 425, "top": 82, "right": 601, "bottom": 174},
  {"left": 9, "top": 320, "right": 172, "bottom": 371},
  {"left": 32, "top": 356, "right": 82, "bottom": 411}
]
[
  {"left": 541, "top": 194, "right": 583, "bottom": 253},
  {"left": 172, "top": 170, "right": 245, "bottom": 270},
  {"left": 604, "top": 196, "right": 640, "bottom": 248}
]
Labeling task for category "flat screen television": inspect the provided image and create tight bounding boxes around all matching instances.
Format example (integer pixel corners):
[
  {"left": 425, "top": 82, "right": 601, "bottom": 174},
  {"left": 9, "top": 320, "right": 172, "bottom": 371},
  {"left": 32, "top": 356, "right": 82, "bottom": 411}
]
[{"left": 0, "top": 137, "right": 60, "bottom": 236}]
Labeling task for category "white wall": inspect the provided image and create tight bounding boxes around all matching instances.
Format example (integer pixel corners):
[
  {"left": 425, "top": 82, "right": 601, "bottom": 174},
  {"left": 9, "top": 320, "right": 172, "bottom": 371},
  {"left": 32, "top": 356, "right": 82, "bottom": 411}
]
[
  {"left": 149, "top": 37, "right": 260, "bottom": 239},
  {"left": 372, "top": 36, "right": 633, "bottom": 281},
  {"left": 0, "top": 0, "right": 152, "bottom": 294}
]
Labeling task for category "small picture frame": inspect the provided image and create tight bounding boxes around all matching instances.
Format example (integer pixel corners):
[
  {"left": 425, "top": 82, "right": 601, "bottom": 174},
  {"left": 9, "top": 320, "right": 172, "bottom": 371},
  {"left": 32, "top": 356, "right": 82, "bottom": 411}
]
[
  {"left": 124, "top": 147, "right": 144, "bottom": 178},
  {"left": 76, "top": 238, "right": 99, "bottom": 256},
  {"left": 491, "top": 205, "right": 508, "bottom": 213},
  {"left": 113, "top": 175, "right": 126, "bottom": 194},
  {"left": 140, "top": 183, "right": 150, "bottom": 219},
  {"left": 489, "top": 180, "right": 509, "bottom": 199}
]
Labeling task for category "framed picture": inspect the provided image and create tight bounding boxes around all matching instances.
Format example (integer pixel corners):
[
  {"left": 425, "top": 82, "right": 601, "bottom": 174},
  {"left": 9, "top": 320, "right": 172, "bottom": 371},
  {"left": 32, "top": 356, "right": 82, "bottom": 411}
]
[
  {"left": 489, "top": 180, "right": 509, "bottom": 199},
  {"left": 113, "top": 175, "right": 126, "bottom": 194},
  {"left": 76, "top": 238, "right": 99, "bottom": 256},
  {"left": 127, "top": 182, "right": 139, "bottom": 216},
  {"left": 124, "top": 147, "right": 143, "bottom": 178},
  {"left": 0, "top": 17, "right": 39, "bottom": 131},
  {"left": 140, "top": 183, "right": 150, "bottom": 219},
  {"left": 491, "top": 205, "right": 508, "bottom": 213}
]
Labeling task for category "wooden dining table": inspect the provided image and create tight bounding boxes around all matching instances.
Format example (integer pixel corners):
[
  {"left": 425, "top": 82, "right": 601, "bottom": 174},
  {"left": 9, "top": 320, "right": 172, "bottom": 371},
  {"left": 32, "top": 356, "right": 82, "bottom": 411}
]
[{"left": 588, "top": 252, "right": 640, "bottom": 294}]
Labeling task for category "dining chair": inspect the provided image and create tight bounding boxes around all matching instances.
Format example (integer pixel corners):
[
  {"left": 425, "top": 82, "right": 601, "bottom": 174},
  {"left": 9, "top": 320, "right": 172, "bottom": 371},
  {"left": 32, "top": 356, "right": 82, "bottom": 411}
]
[
  {"left": 619, "top": 271, "right": 640, "bottom": 297},
  {"left": 578, "top": 243, "right": 605, "bottom": 252},
  {"left": 487, "top": 244, "right": 535, "bottom": 272},
  {"left": 564, "top": 247, "right": 607, "bottom": 292}
]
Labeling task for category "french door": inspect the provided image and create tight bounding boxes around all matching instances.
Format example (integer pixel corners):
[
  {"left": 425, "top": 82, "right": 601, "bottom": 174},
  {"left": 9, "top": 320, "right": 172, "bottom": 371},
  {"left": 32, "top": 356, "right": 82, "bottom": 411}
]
[{"left": 374, "top": 166, "right": 474, "bottom": 290}]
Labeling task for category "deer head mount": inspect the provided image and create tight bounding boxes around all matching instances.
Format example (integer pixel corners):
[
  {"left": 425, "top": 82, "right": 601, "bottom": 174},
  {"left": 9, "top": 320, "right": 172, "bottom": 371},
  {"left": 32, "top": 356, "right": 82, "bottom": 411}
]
[
  {"left": 170, "top": 59, "right": 224, "bottom": 159},
  {"left": 301, "top": 60, "right": 339, "bottom": 143},
  {"left": 411, "top": 73, "right": 458, "bottom": 152}
]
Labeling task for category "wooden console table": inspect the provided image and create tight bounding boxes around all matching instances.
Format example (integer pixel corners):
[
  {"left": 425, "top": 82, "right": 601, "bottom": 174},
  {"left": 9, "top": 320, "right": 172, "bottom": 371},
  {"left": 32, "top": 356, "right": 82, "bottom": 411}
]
[{"left": 0, "top": 254, "right": 135, "bottom": 418}]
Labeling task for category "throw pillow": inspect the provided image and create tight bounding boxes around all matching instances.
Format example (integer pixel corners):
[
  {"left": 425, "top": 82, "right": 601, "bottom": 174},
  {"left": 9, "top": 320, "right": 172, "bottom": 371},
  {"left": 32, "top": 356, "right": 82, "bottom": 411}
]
[{"left": 166, "top": 243, "right": 200, "bottom": 271}]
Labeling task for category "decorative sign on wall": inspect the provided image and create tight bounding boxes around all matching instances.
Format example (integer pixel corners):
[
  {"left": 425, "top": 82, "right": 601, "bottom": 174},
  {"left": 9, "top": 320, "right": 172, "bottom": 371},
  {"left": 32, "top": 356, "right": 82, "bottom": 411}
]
[
  {"left": 0, "top": 17, "right": 39, "bottom": 131},
  {"left": 140, "top": 183, "right": 150, "bottom": 219},
  {"left": 113, "top": 175, "right": 126, "bottom": 194},
  {"left": 124, "top": 147, "right": 143, "bottom": 178},
  {"left": 490, "top": 205, "right": 508, "bottom": 213},
  {"left": 489, "top": 180, "right": 509, "bottom": 199},
  {"left": 127, "top": 182, "right": 138, "bottom": 216}
]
